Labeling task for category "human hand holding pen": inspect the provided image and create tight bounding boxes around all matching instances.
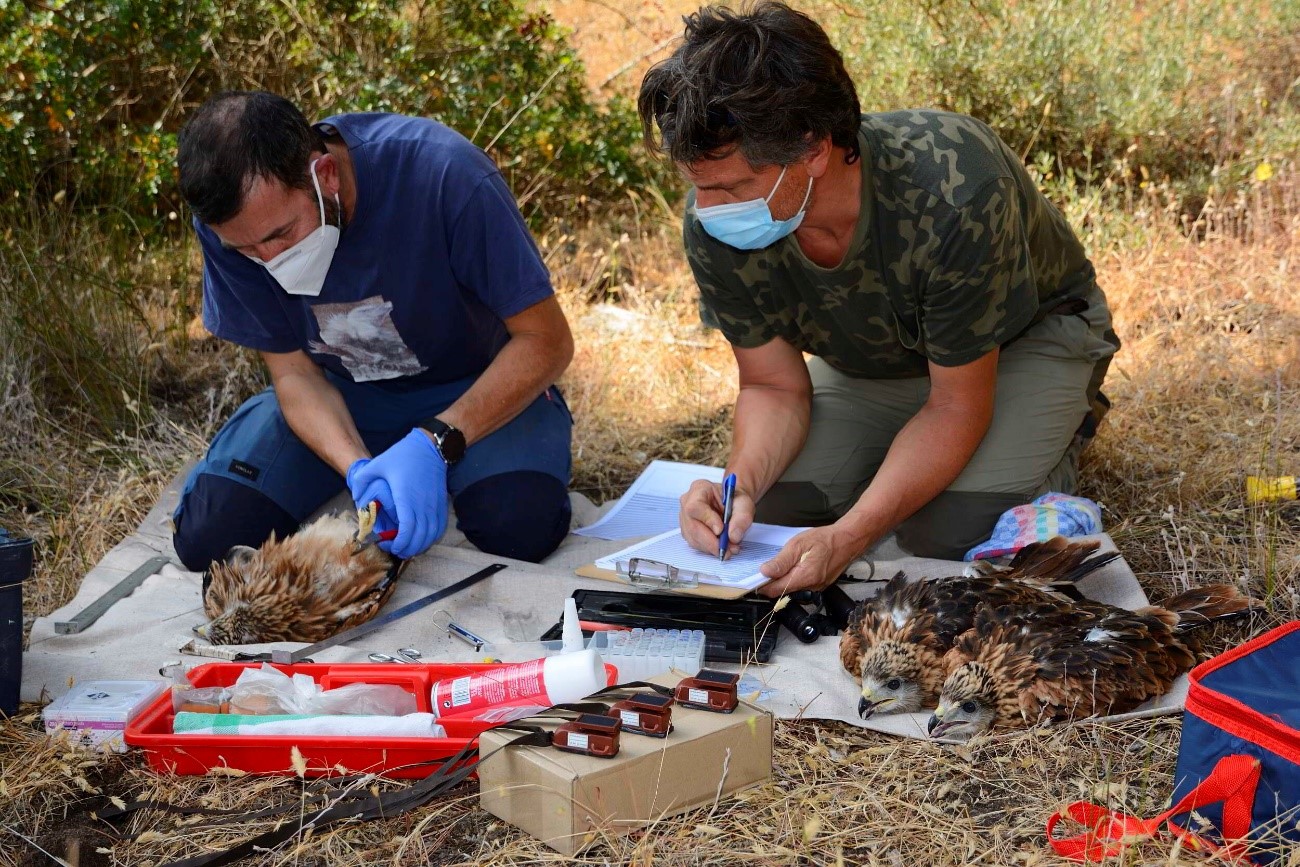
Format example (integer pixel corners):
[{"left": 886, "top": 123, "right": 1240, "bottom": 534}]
[
  {"left": 679, "top": 474, "right": 753, "bottom": 559},
  {"left": 717, "top": 473, "right": 737, "bottom": 561}
]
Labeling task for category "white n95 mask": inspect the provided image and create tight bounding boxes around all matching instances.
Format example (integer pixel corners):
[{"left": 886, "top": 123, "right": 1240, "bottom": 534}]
[
  {"left": 694, "top": 165, "right": 813, "bottom": 250},
  {"left": 253, "top": 158, "right": 340, "bottom": 297}
]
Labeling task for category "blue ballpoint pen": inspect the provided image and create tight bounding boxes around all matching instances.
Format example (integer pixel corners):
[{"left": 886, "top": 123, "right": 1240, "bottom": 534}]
[{"left": 718, "top": 473, "right": 737, "bottom": 561}]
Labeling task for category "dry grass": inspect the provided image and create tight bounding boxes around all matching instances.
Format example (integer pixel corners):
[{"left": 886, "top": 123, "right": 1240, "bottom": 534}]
[
  {"left": 3, "top": 4, "right": 1299, "bottom": 864},
  {"left": 7, "top": 186, "right": 1295, "bottom": 867},
  {"left": 538, "top": 0, "right": 701, "bottom": 94},
  {"left": 538, "top": 204, "right": 739, "bottom": 498},
  {"left": 0, "top": 345, "right": 260, "bottom": 622}
]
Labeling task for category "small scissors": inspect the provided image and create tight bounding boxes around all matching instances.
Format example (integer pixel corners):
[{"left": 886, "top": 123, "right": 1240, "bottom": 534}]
[{"left": 368, "top": 647, "right": 423, "bottom": 664}]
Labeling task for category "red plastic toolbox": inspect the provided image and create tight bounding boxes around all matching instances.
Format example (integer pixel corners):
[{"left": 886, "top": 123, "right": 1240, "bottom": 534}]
[{"left": 126, "top": 661, "right": 540, "bottom": 778}]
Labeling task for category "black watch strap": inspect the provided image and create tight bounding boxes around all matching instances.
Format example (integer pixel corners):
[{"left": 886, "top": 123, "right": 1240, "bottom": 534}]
[{"left": 417, "top": 417, "right": 466, "bottom": 465}]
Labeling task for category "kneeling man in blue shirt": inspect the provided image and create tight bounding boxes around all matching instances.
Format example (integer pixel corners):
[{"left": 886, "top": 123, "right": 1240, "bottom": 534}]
[{"left": 172, "top": 91, "right": 575, "bottom": 574}]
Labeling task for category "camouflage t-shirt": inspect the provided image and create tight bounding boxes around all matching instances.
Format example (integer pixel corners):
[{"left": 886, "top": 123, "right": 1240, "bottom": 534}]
[{"left": 685, "top": 110, "right": 1114, "bottom": 377}]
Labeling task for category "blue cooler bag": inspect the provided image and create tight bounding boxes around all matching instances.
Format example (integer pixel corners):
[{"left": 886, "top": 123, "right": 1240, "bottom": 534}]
[{"left": 1049, "top": 621, "right": 1300, "bottom": 863}]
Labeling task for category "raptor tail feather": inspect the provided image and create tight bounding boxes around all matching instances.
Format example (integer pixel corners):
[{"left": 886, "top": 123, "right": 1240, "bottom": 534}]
[
  {"left": 1001, "top": 537, "right": 1120, "bottom": 599},
  {"left": 1163, "top": 583, "right": 1256, "bottom": 631},
  {"left": 1134, "top": 605, "right": 1179, "bottom": 629}
]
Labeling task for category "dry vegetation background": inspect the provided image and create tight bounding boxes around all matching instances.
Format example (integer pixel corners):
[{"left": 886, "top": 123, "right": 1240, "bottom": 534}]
[{"left": 1, "top": 0, "right": 1299, "bottom": 864}]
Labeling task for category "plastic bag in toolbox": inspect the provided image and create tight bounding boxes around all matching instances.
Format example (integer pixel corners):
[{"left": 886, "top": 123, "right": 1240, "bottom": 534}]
[{"left": 229, "top": 663, "right": 417, "bottom": 716}]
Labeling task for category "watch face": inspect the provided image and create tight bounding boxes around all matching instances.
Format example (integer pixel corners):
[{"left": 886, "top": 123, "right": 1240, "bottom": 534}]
[
  {"left": 436, "top": 426, "right": 466, "bottom": 463},
  {"left": 420, "top": 418, "right": 466, "bottom": 464}
]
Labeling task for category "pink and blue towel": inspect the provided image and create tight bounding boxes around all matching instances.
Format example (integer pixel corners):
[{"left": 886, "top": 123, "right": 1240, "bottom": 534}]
[{"left": 965, "top": 493, "right": 1103, "bottom": 561}]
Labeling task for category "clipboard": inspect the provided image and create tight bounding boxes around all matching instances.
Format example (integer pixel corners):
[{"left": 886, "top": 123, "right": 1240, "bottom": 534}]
[
  {"left": 578, "top": 524, "right": 804, "bottom": 599},
  {"left": 575, "top": 560, "right": 758, "bottom": 600}
]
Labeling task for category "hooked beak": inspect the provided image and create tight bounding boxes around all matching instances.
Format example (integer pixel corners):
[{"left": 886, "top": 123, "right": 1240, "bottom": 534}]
[
  {"left": 927, "top": 705, "right": 951, "bottom": 738},
  {"left": 858, "top": 693, "right": 888, "bottom": 719},
  {"left": 927, "top": 718, "right": 955, "bottom": 739}
]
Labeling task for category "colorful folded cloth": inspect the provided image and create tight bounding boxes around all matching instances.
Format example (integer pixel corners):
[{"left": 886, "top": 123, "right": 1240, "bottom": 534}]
[
  {"left": 173, "top": 711, "right": 446, "bottom": 738},
  {"left": 965, "top": 492, "right": 1103, "bottom": 561}
]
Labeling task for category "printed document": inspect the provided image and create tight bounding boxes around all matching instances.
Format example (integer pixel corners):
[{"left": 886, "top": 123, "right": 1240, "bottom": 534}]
[{"left": 574, "top": 460, "right": 724, "bottom": 540}]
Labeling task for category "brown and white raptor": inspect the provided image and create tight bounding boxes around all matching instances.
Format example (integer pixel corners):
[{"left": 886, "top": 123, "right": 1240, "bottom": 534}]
[
  {"left": 927, "top": 583, "right": 1253, "bottom": 740},
  {"left": 197, "top": 510, "right": 403, "bottom": 645},
  {"left": 838, "top": 537, "right": 1120, "bottom": 718}
]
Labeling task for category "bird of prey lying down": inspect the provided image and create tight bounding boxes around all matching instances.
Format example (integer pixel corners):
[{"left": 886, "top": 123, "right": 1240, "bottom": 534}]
[
  {"left": 839, "top": 536, "right": 1121, "bottom": 719},
  {"left": 196, "top": 509, "right": 403, "bottom": 645},
  {"left": 927, "top": 582, "right": 1253, "bottom": 740}
]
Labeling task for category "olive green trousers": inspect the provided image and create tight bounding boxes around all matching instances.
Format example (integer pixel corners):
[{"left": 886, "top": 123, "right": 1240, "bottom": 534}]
[{"left": 754, "top": 294, "right": 1118, "bottom": 560}]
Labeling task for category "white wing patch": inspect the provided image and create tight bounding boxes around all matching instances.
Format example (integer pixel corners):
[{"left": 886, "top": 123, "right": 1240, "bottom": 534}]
[{"left": 890, "top": 604, "right": 913, "bottom": 630}]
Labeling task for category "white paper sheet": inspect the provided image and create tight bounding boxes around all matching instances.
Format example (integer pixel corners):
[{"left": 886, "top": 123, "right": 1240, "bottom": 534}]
[
  {"left": 593, "top": 523, "right": 804, "bottom": 590},
  {"left": 572, "top": 460, "right": 723, "bottom": 540}
]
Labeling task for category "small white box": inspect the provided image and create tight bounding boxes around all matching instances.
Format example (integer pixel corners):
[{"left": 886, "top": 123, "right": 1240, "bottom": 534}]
[{"left": 43, "top": 680, "right": 167, "bottom": 752}]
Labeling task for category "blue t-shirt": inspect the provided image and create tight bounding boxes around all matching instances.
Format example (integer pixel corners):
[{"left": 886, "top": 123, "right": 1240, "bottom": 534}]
[{"left": 197, "top": 113, "right": 554, "bottom": 387}]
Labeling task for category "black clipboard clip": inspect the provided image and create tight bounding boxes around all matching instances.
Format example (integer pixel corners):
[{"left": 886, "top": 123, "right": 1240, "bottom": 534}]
[{"left": 614, "top": 557, "right": 705, "bottom": 590}]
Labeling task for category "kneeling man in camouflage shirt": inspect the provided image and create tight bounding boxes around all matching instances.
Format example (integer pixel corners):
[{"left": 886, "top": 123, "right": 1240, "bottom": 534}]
[{"left": 638, "top": 2, "right": 1119, "bottom": 595}]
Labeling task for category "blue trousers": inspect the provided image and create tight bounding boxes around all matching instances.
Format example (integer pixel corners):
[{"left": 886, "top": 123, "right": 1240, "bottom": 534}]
[{"left": 172, "top": 372, "right": 573, "bottom": 570}]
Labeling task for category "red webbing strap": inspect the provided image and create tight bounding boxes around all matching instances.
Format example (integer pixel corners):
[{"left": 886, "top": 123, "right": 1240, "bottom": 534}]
[{"left": 1046, "top": 754, "right": 1261, "bottom": 863}]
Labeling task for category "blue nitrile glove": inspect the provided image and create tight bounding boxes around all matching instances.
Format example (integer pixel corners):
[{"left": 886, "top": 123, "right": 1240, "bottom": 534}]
[
  {"left": 345, "top": 457, "right": 370, "bottom": 492},
  {"left": 345, "top": 430, "right": 449, "bottom": 559},
  {"left": 345, "top": 470, "right": 399, "bottom": 538}
]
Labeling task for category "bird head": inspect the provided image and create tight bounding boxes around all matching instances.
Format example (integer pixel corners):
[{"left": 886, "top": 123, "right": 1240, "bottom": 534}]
[
  {"left": 928, "top": 662, "right": 998, "bottom": 740},
  {"left": 194, "top": 604, "right": 263, "bottom": 646},
  {"left": 223, "top": 545, "right": 259, "bottom": 567},
  {"left": 857, "top": 640, "right": 926, "bottom": 718}
]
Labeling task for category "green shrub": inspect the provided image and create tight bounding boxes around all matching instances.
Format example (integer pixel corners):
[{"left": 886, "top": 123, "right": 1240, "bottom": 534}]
[
  {"left": 0, "top": 0, "right": 656, "bottom": 227},
  {"left": 815, "top": 0, "right": 1299, "bottom": 214},
  {"left": 0, "top": 0, "right": 659, "bottom": 436}
]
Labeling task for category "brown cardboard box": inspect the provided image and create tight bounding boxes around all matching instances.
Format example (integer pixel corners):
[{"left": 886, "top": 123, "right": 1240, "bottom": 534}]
[{"left": 477, "top": 675, "right": 774, "bottom": 856}]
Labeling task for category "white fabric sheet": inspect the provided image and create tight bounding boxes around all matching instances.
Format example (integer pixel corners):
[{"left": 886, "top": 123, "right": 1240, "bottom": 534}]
[{"left": 24, "top": 467, "right": 1182, "bottom": 740}]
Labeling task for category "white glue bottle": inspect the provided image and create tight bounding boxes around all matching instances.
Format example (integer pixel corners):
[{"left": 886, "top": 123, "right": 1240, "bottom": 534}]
[
  {"left": 561, "top": 597, "right": 584, "bottom": 654},
  {"left": 429, "top": 649, "right": 606, "bottom": 725}
]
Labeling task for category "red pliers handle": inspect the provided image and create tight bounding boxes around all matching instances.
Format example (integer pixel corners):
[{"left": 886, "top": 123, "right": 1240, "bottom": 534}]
[{"left": 356, "top": 528, "right": 397, "bottom": 547}]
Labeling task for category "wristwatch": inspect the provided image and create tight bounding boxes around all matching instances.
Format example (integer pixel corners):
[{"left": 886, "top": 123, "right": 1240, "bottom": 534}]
[{"left": 417, "top": 417, "right": 466, "bottom": 466}]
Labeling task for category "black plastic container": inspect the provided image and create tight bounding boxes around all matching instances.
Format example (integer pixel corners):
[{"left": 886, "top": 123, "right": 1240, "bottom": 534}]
[{"left": 1, "top": 529, "right": 35, "bottom": 715}]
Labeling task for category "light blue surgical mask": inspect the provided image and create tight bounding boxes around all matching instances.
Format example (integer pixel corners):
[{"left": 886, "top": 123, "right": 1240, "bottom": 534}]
[{"left": 694, "top": 165, "right": 813, "bottom": 250}]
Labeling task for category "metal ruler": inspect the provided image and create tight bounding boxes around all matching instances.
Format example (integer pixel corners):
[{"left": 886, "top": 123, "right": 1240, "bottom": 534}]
[
  {"left": 55, "top": 555, "right": 172, "bottom": 635},
  {"left": 263, "top": 562, "right": 508, "bottom": 664}
]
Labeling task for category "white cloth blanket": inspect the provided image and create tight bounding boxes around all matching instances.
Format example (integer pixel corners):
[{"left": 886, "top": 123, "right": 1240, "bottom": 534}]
[{"left": 24, "top": 468, "right": 1184, "bottom": 739}]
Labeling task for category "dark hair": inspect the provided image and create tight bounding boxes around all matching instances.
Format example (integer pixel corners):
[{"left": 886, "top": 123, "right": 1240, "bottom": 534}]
[
  {"left": 177, "top": 91, "right": 325, "bottom": 225},
  {"left": 638, "top": 1, "right": 861, "bottom": 167}
]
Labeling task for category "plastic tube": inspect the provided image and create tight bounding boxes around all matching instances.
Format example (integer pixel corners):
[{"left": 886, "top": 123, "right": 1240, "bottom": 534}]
[{"left": 429, "top": 649, "right": 605, "bottom": 724}]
